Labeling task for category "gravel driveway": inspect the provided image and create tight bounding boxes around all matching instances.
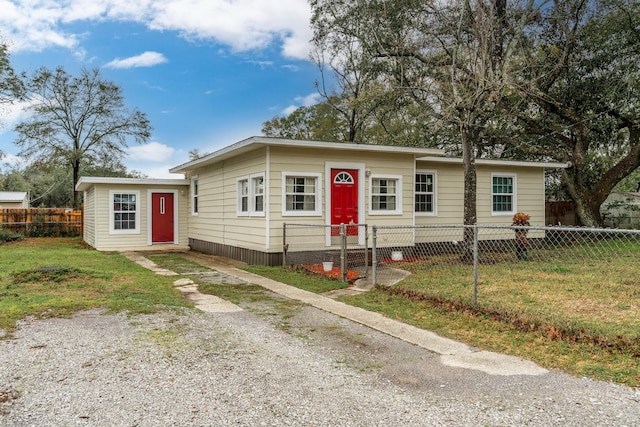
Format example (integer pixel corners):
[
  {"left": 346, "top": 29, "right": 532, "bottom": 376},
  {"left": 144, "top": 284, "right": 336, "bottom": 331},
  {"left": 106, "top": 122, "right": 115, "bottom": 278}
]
[{"left": 1, "top": 287, "right": 639, "bottom": 427}]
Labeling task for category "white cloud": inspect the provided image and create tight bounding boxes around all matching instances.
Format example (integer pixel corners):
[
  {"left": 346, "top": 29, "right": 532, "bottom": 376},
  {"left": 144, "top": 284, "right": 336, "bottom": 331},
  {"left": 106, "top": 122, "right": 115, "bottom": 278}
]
[
  {"left": 0, "top": 153, "right": 26, "bottom": 169},
  {"left": 126, "top": 141, "right": 175, "bottom": 162},
  {"left": 1, "top": 0, "right": 312, "bottom": 59},
  {"left": 104, "top": 51, "right": 168, "bottom": 69},
  {"left": 0, "top": 99, "right": 35, "bottom": 134},
  {"left": 280, "top": 92, "right": 322, "bottom": 116}
]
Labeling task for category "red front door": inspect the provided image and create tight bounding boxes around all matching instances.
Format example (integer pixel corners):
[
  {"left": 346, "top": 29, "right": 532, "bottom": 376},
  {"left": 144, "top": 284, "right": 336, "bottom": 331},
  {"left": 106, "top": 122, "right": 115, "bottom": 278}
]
[
  {"left": 152, "top": 193, "right": 174, "bottom": 243},
  {"left": 331, "top": 169, "right": 358, "bottom": 236}
]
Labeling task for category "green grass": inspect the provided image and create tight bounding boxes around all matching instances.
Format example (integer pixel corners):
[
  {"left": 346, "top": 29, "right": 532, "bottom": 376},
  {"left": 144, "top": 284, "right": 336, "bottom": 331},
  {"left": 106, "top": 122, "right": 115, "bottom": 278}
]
[
  {"left": 242, "top": 265, "right": 350, "bottom": 294},
  {"left": 0, "top": 238, "right": 192, "bottom": 337},
  {"left": 238, "top": 243, "right": 640, "bottom": 387},
  {"left": 4, "top": 239, "right": 638, "bottom": 386},
  {"left": 145, "top": 254, "right": 212, "bottom": 274}
]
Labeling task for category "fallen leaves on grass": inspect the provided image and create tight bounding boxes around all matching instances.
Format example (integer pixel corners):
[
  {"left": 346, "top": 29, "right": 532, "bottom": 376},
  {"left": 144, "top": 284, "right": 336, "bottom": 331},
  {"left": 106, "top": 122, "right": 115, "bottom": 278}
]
[{"left": 301, "top": 264, "right": 360, "bottom": 283}]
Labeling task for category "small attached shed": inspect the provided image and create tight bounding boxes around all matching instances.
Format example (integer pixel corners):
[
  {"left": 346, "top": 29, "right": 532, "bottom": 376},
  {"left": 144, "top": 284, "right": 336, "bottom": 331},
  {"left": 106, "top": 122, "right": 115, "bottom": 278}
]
[
  {"left": 76, "top": 177, "right": 190, "bottom": 251},
  {"left": 0, "top": 192, "right": 29, "bottom": 208}
]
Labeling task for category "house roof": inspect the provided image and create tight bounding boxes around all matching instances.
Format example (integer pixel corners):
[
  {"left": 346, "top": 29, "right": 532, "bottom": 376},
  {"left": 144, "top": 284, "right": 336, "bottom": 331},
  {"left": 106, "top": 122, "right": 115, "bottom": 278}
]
[
  {"left": 0, "top": 191, "right": 28, "bottom": 202},
  {"left": 417, "top": 156, "right": 568, "bottom": 169},
  {"left": 75, "top": 177, "right": 189, "bottom": 192},
  {"left": 169, "top": 136, "right": 447, "bottom": 174}
]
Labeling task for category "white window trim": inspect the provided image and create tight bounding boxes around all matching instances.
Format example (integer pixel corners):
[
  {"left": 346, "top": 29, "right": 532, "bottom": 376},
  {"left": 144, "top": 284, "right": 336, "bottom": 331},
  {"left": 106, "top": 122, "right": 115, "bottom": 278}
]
[
  {"left": 415, "top": 170, "right": 437, "bottom": 216},
  {"left": 191, "top": 175, "right": 199, "bottom": 216},
  {"left": 109, "top": 190, "right": 141, "bottom": 235},
  {"left": 237, "top": 173, "right": 266, "bottom": 217},
  {"left": 282, "top": 172, "right": 322, "bottom": 217},
  {"left": 491, "top": 172, "right": 517, "bottom": 216},
  {"left": 369, "top": 174, "right": 403, "bottom": 215}
]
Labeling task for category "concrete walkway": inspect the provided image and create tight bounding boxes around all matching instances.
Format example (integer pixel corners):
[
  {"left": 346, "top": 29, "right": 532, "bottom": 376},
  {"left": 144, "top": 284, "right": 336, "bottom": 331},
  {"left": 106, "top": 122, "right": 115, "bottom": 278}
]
[{"left": 128, "top": 250, "right": 548, "bottom": 377}]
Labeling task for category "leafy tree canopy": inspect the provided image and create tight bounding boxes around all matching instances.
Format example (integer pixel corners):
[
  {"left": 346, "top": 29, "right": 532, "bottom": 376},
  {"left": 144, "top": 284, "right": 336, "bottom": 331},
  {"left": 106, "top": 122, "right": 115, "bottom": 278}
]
[{"left": 14, "top": 66, "right": 151, "bottom": 208}]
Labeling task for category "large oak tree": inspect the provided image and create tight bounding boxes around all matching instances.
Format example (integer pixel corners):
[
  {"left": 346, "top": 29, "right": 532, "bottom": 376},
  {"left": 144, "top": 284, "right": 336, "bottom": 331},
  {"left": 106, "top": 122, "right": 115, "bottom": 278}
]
[
  {"left": 494, "top": 0, "right": 640, "bottom": 226},
  {"left": 14, "top": 67, "right": 151, "bottom": 208}
]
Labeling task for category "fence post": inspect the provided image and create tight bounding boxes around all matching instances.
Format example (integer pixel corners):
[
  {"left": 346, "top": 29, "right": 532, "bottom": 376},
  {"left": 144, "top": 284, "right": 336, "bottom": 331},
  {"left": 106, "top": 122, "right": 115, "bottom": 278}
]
[
  {"left": 364, "top": 224, "right": 369, "bottom": 278},
  {"left": 340, "top": 223, "right": 347, "bottom": 282},
  {"left": 473, "top": 224, "right": 479, "bottom": 307},
  {"left": 282, "top": 223, "right": 287, "bottom": 267},
  {"left": 372, "top": 226, "right": 377, "bottom": 286}
]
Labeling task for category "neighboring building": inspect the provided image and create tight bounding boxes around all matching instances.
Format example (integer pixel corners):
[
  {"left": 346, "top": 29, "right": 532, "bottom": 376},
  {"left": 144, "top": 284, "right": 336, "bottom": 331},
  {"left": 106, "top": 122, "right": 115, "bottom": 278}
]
[
  {"left": 76, "top": 136, "right": 566, "bottom": 263},
  {"left": 601, "top": 192, "right": 640, "bottom": 229},
  {"left": 0, "top": 192, "right": 29, "bottom": 208}
]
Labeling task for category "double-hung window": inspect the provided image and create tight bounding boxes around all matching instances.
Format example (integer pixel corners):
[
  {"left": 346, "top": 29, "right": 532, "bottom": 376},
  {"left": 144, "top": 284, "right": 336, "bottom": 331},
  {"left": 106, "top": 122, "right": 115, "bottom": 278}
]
[
  {"left": 415, "top": 171, "right": 436, "bottom": 215},
  {"left": 237, "top": 173, "right": 265, "bottom": 216},
  {"left": 369, "top": 175, "right": 402, "bottom": 215},
  {"left": 492, "top": 173, "right": 516, "bottom": 215},
  {"left": 110, "top": 190, "right": 140, "bottom": 234},
  {"left": 191, "top": 176, "right": 199, "bottom": 215},
  {"left": 282, "top": 172, "right": 322, "bottom": 216}
]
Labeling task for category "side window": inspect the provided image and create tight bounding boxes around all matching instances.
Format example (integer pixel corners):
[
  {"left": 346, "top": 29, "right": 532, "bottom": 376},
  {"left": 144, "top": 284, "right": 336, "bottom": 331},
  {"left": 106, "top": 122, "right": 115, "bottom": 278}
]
[
  {"left": 415, "top": 171, "right": 436, "bottom": 215},
  {"left": 237, "top": 173, "right": 265, "bottom": 216},
  {"left": 110, "top": 191, "right": 140, "bottom": 234},
  {"left": 191, "top": 176, "right": 199, "bottom": 215},
  {"left": 492, "top": 174, "right": 516, "bottom": 215}
]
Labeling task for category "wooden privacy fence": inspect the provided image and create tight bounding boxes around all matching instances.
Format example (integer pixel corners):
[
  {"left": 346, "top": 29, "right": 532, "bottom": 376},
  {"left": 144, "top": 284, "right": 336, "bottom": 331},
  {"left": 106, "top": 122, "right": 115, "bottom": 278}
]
[{"left": 0, "top": 208, "right": 82, "bottom": 237}]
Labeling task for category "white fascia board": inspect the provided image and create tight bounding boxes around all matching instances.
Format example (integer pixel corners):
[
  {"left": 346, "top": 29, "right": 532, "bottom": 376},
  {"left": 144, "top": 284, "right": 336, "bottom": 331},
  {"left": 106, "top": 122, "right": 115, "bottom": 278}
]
[
  {"left": 170, "top": 136, "right": 446, "bottom": 173},
  {"left": 75, "top": 176, "right": 189, "bottom": 191}
]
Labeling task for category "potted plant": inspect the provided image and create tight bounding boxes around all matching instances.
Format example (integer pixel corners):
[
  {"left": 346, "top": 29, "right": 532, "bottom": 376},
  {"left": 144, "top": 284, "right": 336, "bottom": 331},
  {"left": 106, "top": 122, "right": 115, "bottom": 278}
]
[{"left": 512, "top": 212, "right": 530, "bottom": 260}]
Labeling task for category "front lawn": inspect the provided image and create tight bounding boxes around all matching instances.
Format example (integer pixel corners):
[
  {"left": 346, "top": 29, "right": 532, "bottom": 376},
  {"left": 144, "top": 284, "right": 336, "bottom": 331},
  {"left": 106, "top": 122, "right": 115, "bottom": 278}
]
[
  {"left": 244, "top": 242, "right": 640, "bottom": 387},
  {"left": 0, "top": 238, "right": 191, "bottom": 336}
]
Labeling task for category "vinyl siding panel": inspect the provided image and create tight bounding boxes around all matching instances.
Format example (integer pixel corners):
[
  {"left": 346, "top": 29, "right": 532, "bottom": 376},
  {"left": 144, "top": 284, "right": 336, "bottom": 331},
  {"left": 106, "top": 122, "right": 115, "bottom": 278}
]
[
  {"left": 414, "top": 161, "right": 464, "bottom": 226},
  {"left": 187, "top": 147, "right": 268, "bottom": 252},
  {"left": 476, "top": 166, "right": 545, "bottom": 225},
  {"left": 83, "top": 187, "right": 96, "bottom": 247}
]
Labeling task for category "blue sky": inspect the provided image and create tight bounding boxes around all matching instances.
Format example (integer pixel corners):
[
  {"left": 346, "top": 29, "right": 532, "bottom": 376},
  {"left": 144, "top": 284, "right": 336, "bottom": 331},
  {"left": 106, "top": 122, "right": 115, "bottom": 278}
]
[{"left": 0, "top": 0, "right": 323, "bottom": 178}]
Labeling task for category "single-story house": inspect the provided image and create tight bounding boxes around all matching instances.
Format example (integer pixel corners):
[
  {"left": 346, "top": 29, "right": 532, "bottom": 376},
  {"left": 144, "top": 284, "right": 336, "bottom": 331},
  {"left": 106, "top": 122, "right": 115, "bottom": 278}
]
[
  {"left": 0, "top": 191, "right": 29, "bottom": 208},
  {"left": 76, "top": 136, "right": 566, "bottom": 263}
]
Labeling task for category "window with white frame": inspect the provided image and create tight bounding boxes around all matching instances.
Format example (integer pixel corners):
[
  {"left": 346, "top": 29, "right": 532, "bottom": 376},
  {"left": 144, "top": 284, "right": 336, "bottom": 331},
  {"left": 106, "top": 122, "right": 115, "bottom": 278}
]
[
  {"left": 110, "top": 191, "right": 140, "bottom": 234},
  {"left": 492, "top": 173, "right": 516, "bottom": 214},
  {"left": 191, "top": 176, "right": 199, "bottom": 215},
  {"left": 252, "top": 175, "right": 264, "bottom": 213},
  {"left": 415, "top": 171, "right": 436, "bottom": 215},
  {"left": 282, "top": 172, "right": 321, "bottom": 216},
  {"left": 370, "top": 175, "right": 402, "bottom": 215},
  {"left": 237, "top": 173, "right": 265, "bottom": 216}
]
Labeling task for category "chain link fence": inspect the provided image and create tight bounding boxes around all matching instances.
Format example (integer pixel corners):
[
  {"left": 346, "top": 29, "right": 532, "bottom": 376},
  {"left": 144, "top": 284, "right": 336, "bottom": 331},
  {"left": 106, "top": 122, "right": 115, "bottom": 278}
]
[
  {"left": 372, "top": 224, "right": 640, "bottom": 305},
  {"left": 283, "top": 223, "right": 640, "bottom": 307},
  {"left": 283, "top": 223, "right": 369, "bottom": 282}
]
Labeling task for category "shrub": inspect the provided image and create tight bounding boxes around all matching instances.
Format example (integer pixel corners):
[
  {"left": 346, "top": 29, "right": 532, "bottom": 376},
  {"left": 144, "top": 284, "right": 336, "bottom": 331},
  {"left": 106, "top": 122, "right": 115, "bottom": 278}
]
[{"left": 0, "top": 226, "right": 23, "bottom": 243}]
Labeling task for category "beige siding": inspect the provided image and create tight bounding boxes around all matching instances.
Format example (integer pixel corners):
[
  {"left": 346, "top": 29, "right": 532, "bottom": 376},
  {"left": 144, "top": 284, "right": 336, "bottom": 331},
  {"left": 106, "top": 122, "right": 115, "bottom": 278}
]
[
  {"left": 83, "top": 187, "right": 96, "bottom": 247},
  {"left": 476, "top": 165, "right": 545, "bottom": 226},
  {"left": 0, "top": 201, "right": 28, "bottom": 208},
  {"left": 413, "top": 161, "right": 546, "bottom": 242},
  {"left": 91, "top": 183, "right": 189, "bottom": 250},
  {"left": 268, "top": 146, "right": 416, "bottom": 250},
  {"left": 414, "top": 161, "right": 464, "bottom": 226},
  {"left": 187, "top": 147, "right": 269, "bottom": 252}
]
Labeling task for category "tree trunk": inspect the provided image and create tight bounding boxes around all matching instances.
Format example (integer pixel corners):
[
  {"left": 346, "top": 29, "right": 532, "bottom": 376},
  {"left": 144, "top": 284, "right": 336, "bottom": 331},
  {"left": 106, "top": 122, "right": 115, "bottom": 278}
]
[
  {"left": 72, "top": 159, "right": 81, "bottom": 210},
  {"left": 461, "top": 122, "right": 477, "bottom": 262},
  {"left": 562, "top": 169, "right": 604, "bottom": 227}
]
